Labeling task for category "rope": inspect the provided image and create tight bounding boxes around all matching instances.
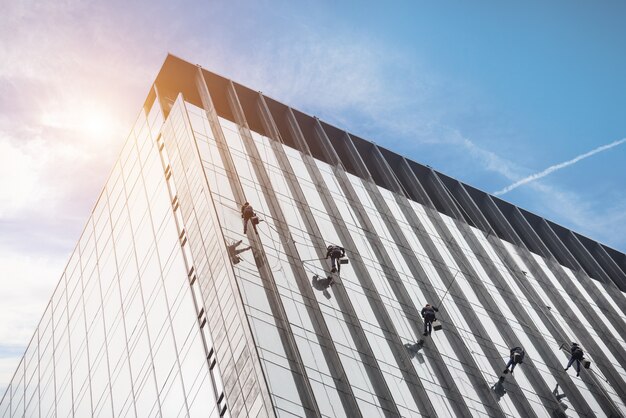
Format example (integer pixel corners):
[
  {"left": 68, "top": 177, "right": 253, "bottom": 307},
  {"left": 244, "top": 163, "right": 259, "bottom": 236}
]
[{"left": 438, "top": 271, "right": 459, "bottom": 307}]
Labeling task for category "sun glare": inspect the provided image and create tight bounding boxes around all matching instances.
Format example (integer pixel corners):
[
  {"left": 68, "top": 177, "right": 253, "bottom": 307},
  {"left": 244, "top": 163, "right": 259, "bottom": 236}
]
[
  {"left": 81, "top": 108, "right": 113, "bottom": 137},
  {"left": 41, "top": 102, "right": 118, "bottom": 141}
]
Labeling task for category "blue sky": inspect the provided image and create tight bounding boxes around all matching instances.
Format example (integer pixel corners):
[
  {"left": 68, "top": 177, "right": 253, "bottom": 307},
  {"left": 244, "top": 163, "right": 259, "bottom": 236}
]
[{"left": 1, "top": 0, "right": 625, "bottom": 393}]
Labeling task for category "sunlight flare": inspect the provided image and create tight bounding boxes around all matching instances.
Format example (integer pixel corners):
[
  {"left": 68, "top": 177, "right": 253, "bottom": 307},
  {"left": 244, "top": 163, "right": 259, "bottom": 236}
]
[{"left": 41, "top": 102, "right": 118, "bottom": 140}]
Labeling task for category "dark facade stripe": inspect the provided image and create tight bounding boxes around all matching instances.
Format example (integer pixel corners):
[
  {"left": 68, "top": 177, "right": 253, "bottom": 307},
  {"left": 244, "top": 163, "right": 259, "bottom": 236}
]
[
  {"left": 256, "top": 93, "right": 405, "bottom": 418},
  {"left": 571, "top": 268, "right": 626, "bottom": 347},
  {"left": 344, "top": 133, "right": 511, "bottom": 417},
  {"left": 533, "top": 218, "right": 626, "bottom": 331},
  {"left": 283, "top": 109, "right": 404, "bottom": 417},
  {"left": 370, "top": 161, "right": 549, "bottom": 415},
  {"left": 259, "top": 95, "right": 408, "bottom": 418},
  {"left": 196, "top": 73, "right": 320, "bottom": 417},
  {"left": 444, "top": 181, "right": 626, "bottom": 413},
  {"left": 565, "top": 230, "right": 619, "bottom": 286},
  {"left": 474, "top": 194, "right": 623, "bottom": 417},
  {"left": 602, "top": 245, "right": 626, "bottom": 276},
  {"left": 308, "top": 122, "right": 464, "bottom": 417},
  {"left": 318, "top": 131, "right": 445, "bottom": 417},
  {"left": 563, "top": 231, "right": 626, "bottom": 327},
  {"left": 444, "top": 178, "right": 493, "bottom": 233},
  {"left": 423, "top": 199, "right": 569, "bottom": 414},
  {"left": 592, "top": 243, "right": 626, "bottom": 289},
  {"left": 509, "top": 207, "right": 626, "bottom": 371},
  {"left": 287, "top": 111, "right": 441, "bottom": 417},
  {"left": 467, "top": 194, "right": 597, "bottom": 416},
  {"left": 507, "top": 207, "right": 553, "bottom": 260},
  {"left": 394, "top": 157, "right": 436, "bottom": 209},
  {"left": 335, "top": 133, "right": 509, "bottom": 417},
  {"left": 412, "top": 175, "right": 599, "bottom": 415},
  {"left": 226, "top": 84, "right": 362, "bottom": 417},
  {"left": 494, "top": 204, "right": 626, "bottom": 406},
  {"left": 502, "top": 234, "right": 626, "bottom": 405}
]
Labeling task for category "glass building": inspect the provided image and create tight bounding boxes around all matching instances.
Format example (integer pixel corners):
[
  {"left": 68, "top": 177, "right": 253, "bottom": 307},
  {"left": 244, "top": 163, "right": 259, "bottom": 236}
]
[{"left": 1, "top": 54, "right": 626, "bottom": 418}]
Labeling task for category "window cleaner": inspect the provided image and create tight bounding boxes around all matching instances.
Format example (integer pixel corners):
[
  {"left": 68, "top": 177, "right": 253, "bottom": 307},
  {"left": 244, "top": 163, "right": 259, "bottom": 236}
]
[
  {"left": 563, "top": 342, "right": 588, "bottom": 377},
  {"left": 227, "top": 240, "right": 251, "bottom": 265},
  {"left": 421, "top": 304, "right": 439, "bottom": 336},
  {"left": 241, "top": 202, "right": 261, "bottom": 234},
  {"left": 426, "top": 271, "right": 457, "bottom": 335},
  {"left": 325, "top": 245, "right": 346, "bottom": 273},
  {"left": 503, "top": 347, "right": 525, "bottom": 375}
]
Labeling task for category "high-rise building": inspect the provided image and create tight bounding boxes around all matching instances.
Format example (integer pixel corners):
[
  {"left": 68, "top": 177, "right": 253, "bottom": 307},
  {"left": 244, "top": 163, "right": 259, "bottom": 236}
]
[{"left": 1, "top": 54, "right": 626, "bottom": 418}]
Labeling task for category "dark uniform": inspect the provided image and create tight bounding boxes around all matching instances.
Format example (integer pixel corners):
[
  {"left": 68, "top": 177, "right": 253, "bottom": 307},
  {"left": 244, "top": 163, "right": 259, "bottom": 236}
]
[
  {"left": 565, "top": 343, "right": 584, "bottom": 377},
  {"left": 504, "top": 347, "right": 525, "bottom": 374},
  {"left": 326, "top": 245, "right": 345, "bottom": 273},
  {"left": 421, "top": 304, "right": 439, "bottom": 336},
  {"left": 241, "top": 202, "right": 257, "bottom": 234}
]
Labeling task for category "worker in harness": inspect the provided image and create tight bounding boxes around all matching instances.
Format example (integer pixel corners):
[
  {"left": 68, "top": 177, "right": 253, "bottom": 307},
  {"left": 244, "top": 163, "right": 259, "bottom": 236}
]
[
  {"left": 503, "top": 347, "right": 525, "bottom": 374},
  {"left": 564, "top": 342, "right": 584, "bottom": 377},
  {"left": 326, "top": 244, "right": 345, "bottom": 273},
  {"left": 241, "top": 202, "right": 259, "bottom": 234},
  {"left": 421, "top": 304, "right": 439, "bottom": 336}
]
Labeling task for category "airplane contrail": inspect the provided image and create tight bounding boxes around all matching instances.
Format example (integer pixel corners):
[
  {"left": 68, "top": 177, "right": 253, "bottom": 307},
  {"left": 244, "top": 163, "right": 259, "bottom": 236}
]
[{"left": 494, "top": 138, "right": 626, "bottom": 196}]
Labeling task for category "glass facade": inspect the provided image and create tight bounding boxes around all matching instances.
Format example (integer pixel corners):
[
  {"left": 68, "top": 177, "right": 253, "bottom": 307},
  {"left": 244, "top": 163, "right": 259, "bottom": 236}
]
[{"left": 1, "top": 55, "right": 626, "bottom": 417}]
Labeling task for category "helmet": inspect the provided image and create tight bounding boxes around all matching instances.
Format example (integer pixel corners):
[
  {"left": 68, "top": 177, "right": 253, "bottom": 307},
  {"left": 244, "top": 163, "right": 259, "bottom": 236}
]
[{"left": 327, "top": 245, "right": 333, "bottom": 250}]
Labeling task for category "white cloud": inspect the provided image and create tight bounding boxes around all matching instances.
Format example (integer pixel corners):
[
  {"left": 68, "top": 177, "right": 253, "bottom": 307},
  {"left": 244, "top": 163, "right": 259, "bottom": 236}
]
[
  {"left": 204, "top": 31, "right": 440, "bottom": 139},
  {"left": 0, "top": 124, "right": 120, "bottom": 220},
  {"left": 494, "top": 138, "right": 626, "bottom": 196},
  {"left": 0, "top": 249, "right": 62, "bottom": 347},
  {"left": 0, "top": 246, "right": 64, "bottom": 398},
  {"left": 521, "top": 182, "right": 626, "bottom": 248},
  {"left": 0, "top": 141, "right": 40, "bottom": 217}
]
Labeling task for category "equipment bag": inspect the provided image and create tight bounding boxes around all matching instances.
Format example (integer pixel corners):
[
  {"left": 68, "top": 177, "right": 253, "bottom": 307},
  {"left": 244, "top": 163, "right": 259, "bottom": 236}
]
[
  {"left": 432, "top": 320, "right": 443, "bottom": 331},
  {"left": 583, "top": 359, "right": 591, "bottom": 369},
  {"left": 252, "top": 216, "right": 260, "bottom": 225},
  {"left": 339, "top": 258, "right": 349, "bottom": 265}
]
